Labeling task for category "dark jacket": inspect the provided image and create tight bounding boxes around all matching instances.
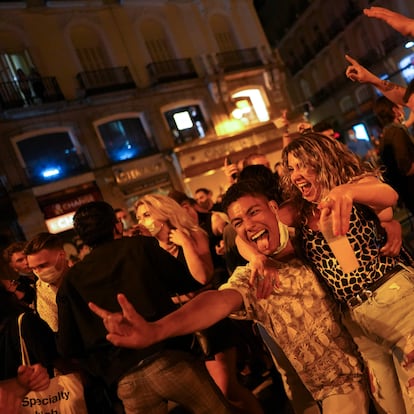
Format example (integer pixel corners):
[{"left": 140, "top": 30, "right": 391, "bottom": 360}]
[{"left": 56, "top": 235, "right": 196, "bottom": 387}]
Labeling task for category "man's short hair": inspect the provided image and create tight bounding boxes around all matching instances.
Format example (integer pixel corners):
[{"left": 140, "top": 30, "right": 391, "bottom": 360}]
[
  {"left": 194, "top": 188, "right": 211, "bottom": 196},
  {"left": 73, "top": 201, "right": 117, "bottom": 248},
  {"left": 24, "top": 233, "right": 64, "bottom": 256},
  {"left": 168, "top": 190, "right": 197, "bottom": 207},
  {"left": 3, "top": 241, "right": 27, "bottom": 264},
  {"left": 312, "top": 121, "right": 333, "bottom": 133},
  {"left": 221, "top": 180, "right": 269, "bottom": 214},
  {"left": 238, "top": 164, "right": 282, "bottom": 204},
  {"left": 374, "top": 96, "right": 398, "bottom": 127}
]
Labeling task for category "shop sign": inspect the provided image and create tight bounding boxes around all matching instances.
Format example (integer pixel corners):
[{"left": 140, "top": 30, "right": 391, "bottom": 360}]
[
  {"left": 177, "top": 127, "right": 276, "bottom": 169},
  {"left": 41, "top": 190, "right": 102, "bottom": 219},
  {"left": 113, "top": 159, "right": 166, "bottom": 186},
  {"left": 45, "top": 211, "right": 76, "bottom": 234}
]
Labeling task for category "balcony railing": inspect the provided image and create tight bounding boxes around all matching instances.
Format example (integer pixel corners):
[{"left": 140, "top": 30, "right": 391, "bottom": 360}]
[
  {"left": 216, "top": 48, "right": 263, "bottom": 73},
  {"left": 0, "top": 76, "right": 64, "bottom": 110},
  {"left": 76, "top": 66, "right": 135, "bottom": 96},
  {"left": 146, "top": 58, "right": 198, "bottom": 85}
]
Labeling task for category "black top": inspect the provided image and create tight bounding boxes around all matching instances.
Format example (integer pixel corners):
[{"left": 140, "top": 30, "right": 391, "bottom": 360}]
[
  {"left": 57, "top": 235, "right": 196, "bottom": 387},
  {"left": 0, "top": 307, "right": 57, "bottom": 380}
]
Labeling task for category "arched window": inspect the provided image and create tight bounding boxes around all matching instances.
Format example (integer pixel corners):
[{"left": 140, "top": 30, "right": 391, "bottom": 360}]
[
  {"left": 339, "top": 96, "right": 354, "bottom": 113},
  {"left": 355, "top": 85, "right": 373, "bottom": 104},
  {"left": 231, "top": 88, "right": 269, "bottom": 124},
  {"left": 12, "top": 128, "right": 89, "bottom": 186},
  {"left": 162, "top": 101, "right": 209, "bottom": 145},
  {"left": 70, "top": 25, "right": 110, "bottom": 71},
  {"left": 94, "top": 113, "right": 157, "bottom": 163},
  {"left": 210, "top": 14, "right": 238, "bottom": 52},
  {"left": 300, "top": 78, "right": 312, "bottom": 99},
  {"left": 140, "top": 19, "right": 174, "bottom": 62}
]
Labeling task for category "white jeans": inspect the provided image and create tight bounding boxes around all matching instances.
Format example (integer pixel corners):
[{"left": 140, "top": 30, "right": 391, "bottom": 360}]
[{"left": 344, "top": 265, "right": 414, "bottom": 414}]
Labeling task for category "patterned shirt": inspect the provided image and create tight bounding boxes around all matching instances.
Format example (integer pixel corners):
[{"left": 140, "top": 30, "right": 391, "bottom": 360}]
[
  {"left": 36, "top": 280, "right": 59, "bottom": 332},
  {"left": 219, "top": 257, "right": 364, "bottom": 401},
  {"left": 300, "top": 206, "right": 399, "bottom": 303}
]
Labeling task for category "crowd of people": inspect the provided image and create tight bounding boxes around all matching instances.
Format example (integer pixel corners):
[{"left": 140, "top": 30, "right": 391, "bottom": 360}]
[{"left": 1, "top": 5, "right": 414, "bottom": 414}]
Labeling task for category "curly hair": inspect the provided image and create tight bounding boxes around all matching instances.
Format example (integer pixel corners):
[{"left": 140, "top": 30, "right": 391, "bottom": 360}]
[
  {"left": 281, "top": 132, "right": 381, "bottom": 218},
  {"left": 135, "top": 194, "right": 203, "bottom": 238}
]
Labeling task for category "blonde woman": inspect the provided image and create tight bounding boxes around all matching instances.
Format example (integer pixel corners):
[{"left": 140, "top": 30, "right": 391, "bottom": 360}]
[
  {"left": 135, "top": 193, "right": 263, "bottom": 414},
  {"left": 136, "top": 194, "right": 213, "bottom": 286}
]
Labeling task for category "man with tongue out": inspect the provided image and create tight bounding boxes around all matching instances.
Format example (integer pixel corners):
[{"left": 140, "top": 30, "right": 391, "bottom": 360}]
[{"left": 89, "top": 180, "right": 369, "bottom": 414}]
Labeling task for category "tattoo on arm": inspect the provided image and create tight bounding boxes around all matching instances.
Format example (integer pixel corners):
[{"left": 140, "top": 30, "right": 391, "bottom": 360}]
[{"left": 381, "top": 80, "right": 401, "bottom": 92}]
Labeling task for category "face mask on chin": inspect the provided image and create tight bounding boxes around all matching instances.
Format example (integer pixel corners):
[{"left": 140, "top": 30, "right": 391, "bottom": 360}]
[
  {"left": 272, "top": 220, "right": 289, "bottom": 255},
  {"left": 142, "top": 219, "right": 163, "bottom": 237},
  {"left": 34, "top": 253, "right": 65, "bottom": 285}
]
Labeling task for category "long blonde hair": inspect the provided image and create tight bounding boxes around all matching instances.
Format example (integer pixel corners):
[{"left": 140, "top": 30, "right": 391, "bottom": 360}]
[{"left": 136, "top": 194, "right": 203, "bottom": 238}]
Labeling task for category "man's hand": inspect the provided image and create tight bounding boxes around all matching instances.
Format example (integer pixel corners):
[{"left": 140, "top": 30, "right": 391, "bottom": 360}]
[
  {"left": 380, "top": 220, "right": 402, "bottom": 257},
  {"left": 17, "top": 364, "right": 49, "bottom": 394},
  {"left": 345, "top": 55, "right": 377, "bottom": 84},
  {"left": 364, "top": 7, "right": 414, "bottom": 37},
  {"left": 248, "top": 255, "right": 280, "bottom": 299},
  {"left": 89, "top": 294, "right": 157, "bottom": 349},
  {"left": 223, "top": 157, "right": 239, "bottom": 185}
]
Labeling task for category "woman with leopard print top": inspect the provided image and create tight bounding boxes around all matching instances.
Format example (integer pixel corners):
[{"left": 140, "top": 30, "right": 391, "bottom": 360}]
[{"left": 280, "top": 132, "right": 413, "bottom": 414}]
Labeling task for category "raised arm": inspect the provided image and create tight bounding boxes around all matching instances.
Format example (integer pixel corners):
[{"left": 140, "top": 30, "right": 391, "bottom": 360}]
[
  {"left": 169, "top": 229, "right": 214, "bottom": 284},
  {"left": 318, "top": 176, "right": 398, "bottom": 236},
  {"left": 89, "top": 290, "right": 243, "bottom": 349},
  {"left": 364, "top": 7, "right": 414, "bottom": 37},
  {"left": 345, "top": 55, "right": 414, "bottom": 110}
]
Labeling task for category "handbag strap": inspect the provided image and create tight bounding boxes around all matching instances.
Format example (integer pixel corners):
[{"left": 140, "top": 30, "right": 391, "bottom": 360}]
[{"left": 17, "top": 313, "right": 31, "bottom": 366}]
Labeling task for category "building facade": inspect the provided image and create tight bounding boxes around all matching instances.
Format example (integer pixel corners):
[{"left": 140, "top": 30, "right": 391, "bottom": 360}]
[
  {"left": 0, "top": 0, "right": 292, "bottom": 246},
  {"left": 272, "top": 0, "right": 414, "bottom": 140}
]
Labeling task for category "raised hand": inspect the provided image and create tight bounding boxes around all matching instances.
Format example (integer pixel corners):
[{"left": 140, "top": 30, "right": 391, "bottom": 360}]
[
  {"left": 345, "top": 55, "right": 376, "bottom": 84},
  {"left": 364, "top": 7, "right": 414, "bottom": 37},
  {"left": 89, "top": 294, "right": 157, "bottom": 349}
]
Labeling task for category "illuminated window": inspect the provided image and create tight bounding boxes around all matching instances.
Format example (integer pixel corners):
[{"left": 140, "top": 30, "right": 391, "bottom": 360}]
[
  {"left": 164, "top": 105, "right": 207, "bottom": 144},
  {"left": 95, "top": 116, "right": 157, "bottom": 162},
  {"left": 13, "top": 130, "right": 89, "bottom": 186},
  {"left": 231, "top": 89, "right": 269, "bottom": 124},
  {"left": 399, "top": 54, "right": 414, "bottom": 84}
]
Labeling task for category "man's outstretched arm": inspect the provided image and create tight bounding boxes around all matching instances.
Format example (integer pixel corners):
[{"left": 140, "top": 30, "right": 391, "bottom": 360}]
[
  {"left": 345, "top": 55, "right": 414, "bottom": 110},
  {"left": 89, "top": 289, "right": 243, "bottom": 349},
  {"left": 364, "top": 7, "right": 414, "bottom": 37}
]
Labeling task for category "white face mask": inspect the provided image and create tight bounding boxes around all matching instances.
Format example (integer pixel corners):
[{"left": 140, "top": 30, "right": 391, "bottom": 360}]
[
  {"left": 272, "top": 220, "right": 289, "bottom": 256},
  {"left": 34, "top": 253, "right": 64, "bottom": 284},
  {"left": 142, "top": 218, "right": 163, "bottom": 236}
]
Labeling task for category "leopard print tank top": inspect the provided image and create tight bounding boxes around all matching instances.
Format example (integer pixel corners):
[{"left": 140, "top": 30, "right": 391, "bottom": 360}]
[{"left": 300, "top": 205, "right": 399, "bottom": 303}]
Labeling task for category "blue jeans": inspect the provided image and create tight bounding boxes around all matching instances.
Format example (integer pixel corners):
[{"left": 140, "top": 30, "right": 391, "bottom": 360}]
[
  {"left": 345, "top": 264, "right": 414, "bottom": 414},
  {"left": 117, "top": 349, "right": 232, "bottom": 414}
]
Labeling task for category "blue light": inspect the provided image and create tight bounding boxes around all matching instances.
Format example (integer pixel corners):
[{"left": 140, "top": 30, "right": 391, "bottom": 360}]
[
  {"left": 42, "top": 168, "right": 61, "bottom": 178},
  {"left": 405, "top": 41, "right": 414, "bottom": 49}
]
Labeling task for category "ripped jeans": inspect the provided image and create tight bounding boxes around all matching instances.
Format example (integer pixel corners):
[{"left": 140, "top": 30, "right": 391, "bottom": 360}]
[{"left": 343, "top": 265, "right": 414, "bottom": 414}]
